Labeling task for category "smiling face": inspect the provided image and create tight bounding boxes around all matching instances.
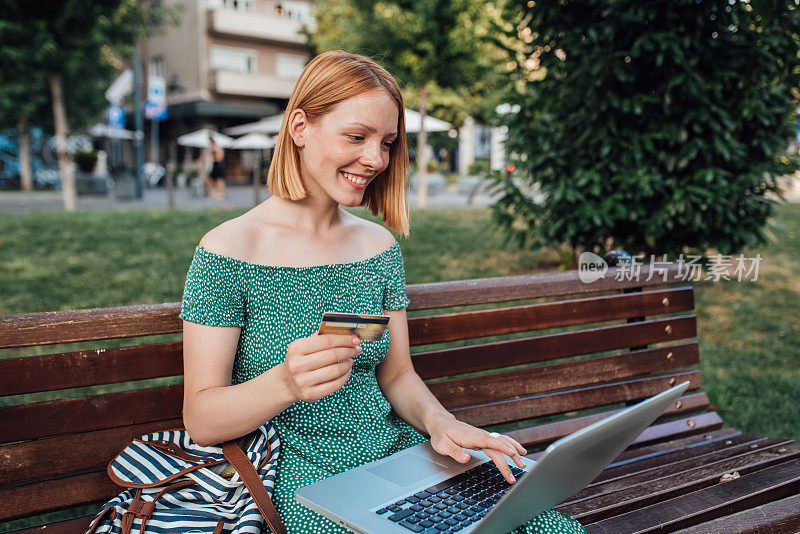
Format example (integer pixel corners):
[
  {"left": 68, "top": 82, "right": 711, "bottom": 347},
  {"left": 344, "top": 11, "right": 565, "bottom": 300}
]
[{"left": 289, "top": 89, "right": 399, "bottom": 207}]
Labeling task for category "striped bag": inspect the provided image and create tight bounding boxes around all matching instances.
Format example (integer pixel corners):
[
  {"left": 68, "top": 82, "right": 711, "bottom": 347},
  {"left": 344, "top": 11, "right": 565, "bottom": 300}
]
[{"left": 85, "top": 423, "right": 285, "bottom": 534}]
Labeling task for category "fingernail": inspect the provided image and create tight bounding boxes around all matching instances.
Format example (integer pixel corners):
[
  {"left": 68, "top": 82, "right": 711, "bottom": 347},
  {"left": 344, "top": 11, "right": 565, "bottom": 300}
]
[
  {"left": 461, "top": 452, "right": 469, "bottom": 461},
  {"left": 352, "top": 337, "right": 360, "bottom": 344},
  {"left": 356, "top": 345, "right": 362, "bottom": 352}
]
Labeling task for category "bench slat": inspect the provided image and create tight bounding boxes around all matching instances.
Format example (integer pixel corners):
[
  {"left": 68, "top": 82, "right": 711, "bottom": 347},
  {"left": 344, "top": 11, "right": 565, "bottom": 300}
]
[
  {"left": 0, "top": 470, "right": 117, "bottom": 523},
  {"left": 0, "top": 303, "right": 181, "bottom": 349},
  {"left": 511, "top": 406, "right": 721, "bottom": 449},
  {"left": 672, "top": 492, "right": 800, "bottom": 533},
  {"left": 562, "top": 438, "right": 796, "bottom": 519},
  {"left": 0, "top": 385, "right": 183, "bottom": 444},
  {"left": 431, "top": 343, "right": 699, "bottom": 409},
  {"left": 564, "top": 440, "right": 800, "bottom": 525},
  {"left": 450, "top": 371, "right": 702, "bottom": 426},
  {"left": 593, "top": 433, "right": 769, "bottom": 484},
  {"left": 407, "top": 287, "right": 693, "bottom": 345},
  {"left": 629, "top": 412, "right": 724, "bottom": 447},
  {"left": 0, "top": 418, "right": 183, "bottom": 486},
  {"left": 583, "top": 457, "right": 800, "bottom": 532},
  {"left": 604, "top": 428, "right": 741, "bottom": 467},
  {"left": 413, "top": 315, "right": 697, "bottom": 379},
  {"left": 6, "top": 514, "right": 98, "bottom": 534},
  {"left": 404, "top": 265, "right": 687, "bottom": 311},
  {"left": 0, "top": 342, "right": 183, "bottom": 396}
]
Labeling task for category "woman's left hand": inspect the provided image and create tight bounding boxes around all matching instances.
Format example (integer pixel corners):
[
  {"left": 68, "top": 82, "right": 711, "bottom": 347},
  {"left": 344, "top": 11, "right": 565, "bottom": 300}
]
[{"left": 426, "top": 414, "right": 528, "bottom": 484}]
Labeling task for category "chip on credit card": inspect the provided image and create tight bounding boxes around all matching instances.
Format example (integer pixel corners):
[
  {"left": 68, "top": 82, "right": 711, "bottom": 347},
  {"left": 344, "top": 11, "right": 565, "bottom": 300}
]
[{"left": 317, "top": 312, "right": 390, "bottom": 341}]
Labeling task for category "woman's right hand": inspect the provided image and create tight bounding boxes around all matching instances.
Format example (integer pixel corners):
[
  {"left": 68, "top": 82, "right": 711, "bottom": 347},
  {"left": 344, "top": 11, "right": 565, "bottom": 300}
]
[{"left": 279, "top": 334, "right": 362, "bottom": 403}]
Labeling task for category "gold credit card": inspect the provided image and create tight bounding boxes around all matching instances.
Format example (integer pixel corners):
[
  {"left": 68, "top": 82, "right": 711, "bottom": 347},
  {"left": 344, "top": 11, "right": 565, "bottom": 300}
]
[{"left": 318, "top": 312, "right": 390, "bottom": 341}]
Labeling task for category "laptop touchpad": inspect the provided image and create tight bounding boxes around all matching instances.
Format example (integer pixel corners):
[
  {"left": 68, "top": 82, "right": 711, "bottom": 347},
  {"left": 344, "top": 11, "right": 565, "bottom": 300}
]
[{"left": 368, "top": 453, "right": 450, "bottom": 487}]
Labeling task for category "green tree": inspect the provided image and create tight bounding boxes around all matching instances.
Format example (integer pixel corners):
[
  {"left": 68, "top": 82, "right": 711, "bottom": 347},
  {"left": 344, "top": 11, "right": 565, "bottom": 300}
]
[
  {"left": 0, "top": 0, "right": 180, "bottom": 207},
  {"left": 489, "top": 0, "right": 800, "bottom": 261},
  {"left": 310, "top": 0, "right": 500, "bottom": 207}
]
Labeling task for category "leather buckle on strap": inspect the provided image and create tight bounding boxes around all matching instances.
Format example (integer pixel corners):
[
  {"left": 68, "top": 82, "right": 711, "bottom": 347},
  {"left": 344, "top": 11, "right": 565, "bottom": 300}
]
[{"left": 126, "top": 497, "right": 156, "bottom": 518}]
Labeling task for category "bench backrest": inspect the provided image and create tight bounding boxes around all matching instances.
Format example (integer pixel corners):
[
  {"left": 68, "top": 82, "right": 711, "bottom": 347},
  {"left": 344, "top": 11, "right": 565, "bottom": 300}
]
[{"left": 0, "top": 265, "right": 713, "bottom": 534}]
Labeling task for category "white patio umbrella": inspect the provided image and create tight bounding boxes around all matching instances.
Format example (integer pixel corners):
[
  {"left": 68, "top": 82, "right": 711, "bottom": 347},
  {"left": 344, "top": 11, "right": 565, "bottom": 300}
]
[
  {"left": 403, "top": 109, "right": 452, "bottom": 133},
  {"left": 224, "top": 108, "right": 453, "bottom": 137},
  {"left": 224, "top": 114, "right": 284, "bottom": 136},
  {"left": 176, "top": 128, "right": 234, "bottom": 148},
  {"left": 230, "top": 133, "right": 276, "bottom": 150}
]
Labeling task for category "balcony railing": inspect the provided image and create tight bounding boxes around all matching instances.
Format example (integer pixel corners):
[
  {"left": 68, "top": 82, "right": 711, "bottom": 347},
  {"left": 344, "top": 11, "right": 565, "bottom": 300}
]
[
  {"left": 208, "top": 7, "right": 314, "bottom": 45},
  {"left": 211, "top": 70, "right": 297, "bottom": 99}
]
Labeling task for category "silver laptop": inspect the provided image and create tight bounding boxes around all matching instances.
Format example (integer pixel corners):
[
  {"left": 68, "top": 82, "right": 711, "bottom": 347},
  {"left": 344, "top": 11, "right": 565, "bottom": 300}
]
[{"left": 296, "top": 381, "right": 690, "bottom": 534}]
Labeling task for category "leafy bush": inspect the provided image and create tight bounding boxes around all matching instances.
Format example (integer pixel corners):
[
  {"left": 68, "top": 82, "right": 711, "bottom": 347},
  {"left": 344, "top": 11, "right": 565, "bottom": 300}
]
[
  {"left": 490, "top": 0, "right": 800, "bottom": 257},
  {"left": 467, "top": 159, "right": 490, "bottom": 176}
]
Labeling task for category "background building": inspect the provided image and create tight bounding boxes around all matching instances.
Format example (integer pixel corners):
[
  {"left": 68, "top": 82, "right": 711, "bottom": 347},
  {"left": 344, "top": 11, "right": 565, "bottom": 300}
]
[{"left": 140, "top": 0, "right": 313, "bottom": 182}]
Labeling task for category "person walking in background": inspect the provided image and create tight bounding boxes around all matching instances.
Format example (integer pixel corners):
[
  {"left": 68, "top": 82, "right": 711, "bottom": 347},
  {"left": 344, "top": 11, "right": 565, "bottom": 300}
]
[{"left": 198, "top": 137, "right": 226, "bottom": 199}]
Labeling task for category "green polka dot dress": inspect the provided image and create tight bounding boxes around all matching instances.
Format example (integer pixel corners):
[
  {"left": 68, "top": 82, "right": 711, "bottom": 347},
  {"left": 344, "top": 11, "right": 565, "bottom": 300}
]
[{"left": 179, "top": 241, "right": 585, "bottom": 534}]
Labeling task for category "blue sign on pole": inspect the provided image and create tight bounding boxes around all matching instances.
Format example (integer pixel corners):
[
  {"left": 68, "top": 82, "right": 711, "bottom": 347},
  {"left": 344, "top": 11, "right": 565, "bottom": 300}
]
[
  {"left": 107, "top": 105, "right": 125, "bottom": 129},
  {"left": 145, "top": 101, "right": 168, "bottom": 121}
]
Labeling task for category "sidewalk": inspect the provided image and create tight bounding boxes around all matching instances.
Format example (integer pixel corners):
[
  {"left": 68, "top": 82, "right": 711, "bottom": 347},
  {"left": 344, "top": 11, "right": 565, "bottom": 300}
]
[{"left": 0, "top": 183, "right": 500, "bottom": 214}]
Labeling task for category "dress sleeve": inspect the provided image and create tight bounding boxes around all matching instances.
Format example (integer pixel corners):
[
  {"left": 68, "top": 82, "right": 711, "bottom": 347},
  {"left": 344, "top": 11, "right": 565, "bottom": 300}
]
[
  {"left": 179, "top": 247, "right": 247, "bottom": 327},
  {"left": 382, "top": 242, "right": 411, "bottom": 311}
]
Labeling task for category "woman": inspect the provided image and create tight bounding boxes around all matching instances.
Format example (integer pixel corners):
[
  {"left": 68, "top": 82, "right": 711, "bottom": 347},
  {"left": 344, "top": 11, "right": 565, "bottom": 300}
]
[
  {"left": 179, "top": 51, "right": 585, "bottom": 534},
  {"left": 199, "top": 137, "right": 226, "bottom": 199}
]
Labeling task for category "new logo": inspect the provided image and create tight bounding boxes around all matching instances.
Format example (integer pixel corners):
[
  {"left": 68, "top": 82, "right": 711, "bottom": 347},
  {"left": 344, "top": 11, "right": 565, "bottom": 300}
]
[{"left": 578, "top": 252, "right": 608, "bottom": 283}]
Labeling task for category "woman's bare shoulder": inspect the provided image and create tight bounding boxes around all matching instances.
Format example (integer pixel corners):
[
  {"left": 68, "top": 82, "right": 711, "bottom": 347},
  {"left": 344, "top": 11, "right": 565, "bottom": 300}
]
[
  {"left": 198, "top": 216, "right": 261, "bottom": 260},
  {"left": 349, "top": 214, "right": 398, "bottom": 254}
]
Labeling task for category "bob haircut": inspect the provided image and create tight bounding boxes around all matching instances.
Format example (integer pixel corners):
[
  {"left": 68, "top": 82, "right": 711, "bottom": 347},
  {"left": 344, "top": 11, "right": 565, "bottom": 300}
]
[{"left": 266, "top": 50, "right": 410, "bottom": 236}]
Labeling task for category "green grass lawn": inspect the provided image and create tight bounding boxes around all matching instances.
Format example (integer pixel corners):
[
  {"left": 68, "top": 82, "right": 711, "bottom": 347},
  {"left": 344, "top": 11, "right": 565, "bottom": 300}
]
[{"left": 1, "top": 203, "right": 798, "bottom": 444}]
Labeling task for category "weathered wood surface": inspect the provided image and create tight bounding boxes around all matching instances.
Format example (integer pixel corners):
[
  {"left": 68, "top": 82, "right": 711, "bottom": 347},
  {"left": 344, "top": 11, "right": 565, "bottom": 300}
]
[
  {"left": 406, "top": 287, "right": 693, "bottom": 344},
  {"left": 0, "top": 385, "right": 183, "bottom": 443},
  {"left": 0, "top": 419, "right": 184, "bottom": 485},
  {"left": 583, "top": 458, "right": 800, "bottom": 533},
  {"left": 0, "top": 470, "right": 118, "bottom": 522},
  {"left": 450, "top": 370, "right": 701, "bottom": 426},
  {"left": 412, "top": 316, "right": 697, "bottom": 379},
  {"left": 673, "top": 492, "right": 800, "bottom": 533},
  {"left": 0, "top": 303, "right": 182, "bottom": 349},
  {"left": 0, "top": 342, "right": 183, "bottom": 396},
  {"left": 562, "top": 440, "right": 800, "bottom": 523},
  {"left": 428, "top": 344, "right": 699, "bottom": 408}
]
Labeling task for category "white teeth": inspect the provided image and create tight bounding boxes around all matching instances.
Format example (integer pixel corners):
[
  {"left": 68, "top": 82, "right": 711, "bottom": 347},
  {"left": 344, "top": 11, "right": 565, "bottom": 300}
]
[{"left": 342, "top": 172, "right": 367, "bottom": 185}]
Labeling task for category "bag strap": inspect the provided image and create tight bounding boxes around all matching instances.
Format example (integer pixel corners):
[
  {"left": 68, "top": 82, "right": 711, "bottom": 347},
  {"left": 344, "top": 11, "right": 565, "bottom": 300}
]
[{"left": 222, "top": 440, "right": 287, "bottom": 534}]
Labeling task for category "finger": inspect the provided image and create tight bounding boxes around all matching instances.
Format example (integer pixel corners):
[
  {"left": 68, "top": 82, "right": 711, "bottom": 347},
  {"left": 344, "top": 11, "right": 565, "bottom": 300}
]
[
  {"left": 496, "top": 436, "right": 526, "bottom": 468},
  {"left": 299, "top": 333, "right": 360, "bottom": 354},
  {"left": 299, "top": 358, "right": 353, "bottom": 388},
  {"left": 297, "top": 346, "right": 361, "bottom": 373},
  {"left": 308, "top": 365, "right": 352, "bottom": 399},
  {"left": 483, "top": 449, "right": 516, "bottom": 484},
  {"left": 484, "top": 434, "right": 518, "bottom": 459},
  {"left": 503, "top": 435, "right": 528, "bottom": 456},
  {"left": 434, "top": 434, "right": 472, "bottom": 463}
]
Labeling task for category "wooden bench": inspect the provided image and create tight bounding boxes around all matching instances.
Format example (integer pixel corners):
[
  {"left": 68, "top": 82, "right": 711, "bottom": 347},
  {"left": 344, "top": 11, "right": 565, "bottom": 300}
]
[{"left": 2, "top": 265, "right": 800, "bottom": 533}]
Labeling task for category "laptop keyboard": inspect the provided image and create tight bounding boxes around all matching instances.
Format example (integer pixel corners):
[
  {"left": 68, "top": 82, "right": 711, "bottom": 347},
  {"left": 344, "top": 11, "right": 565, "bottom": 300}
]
[{"left": 374, "top": 461, "right": 526, "bottom": 533}]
